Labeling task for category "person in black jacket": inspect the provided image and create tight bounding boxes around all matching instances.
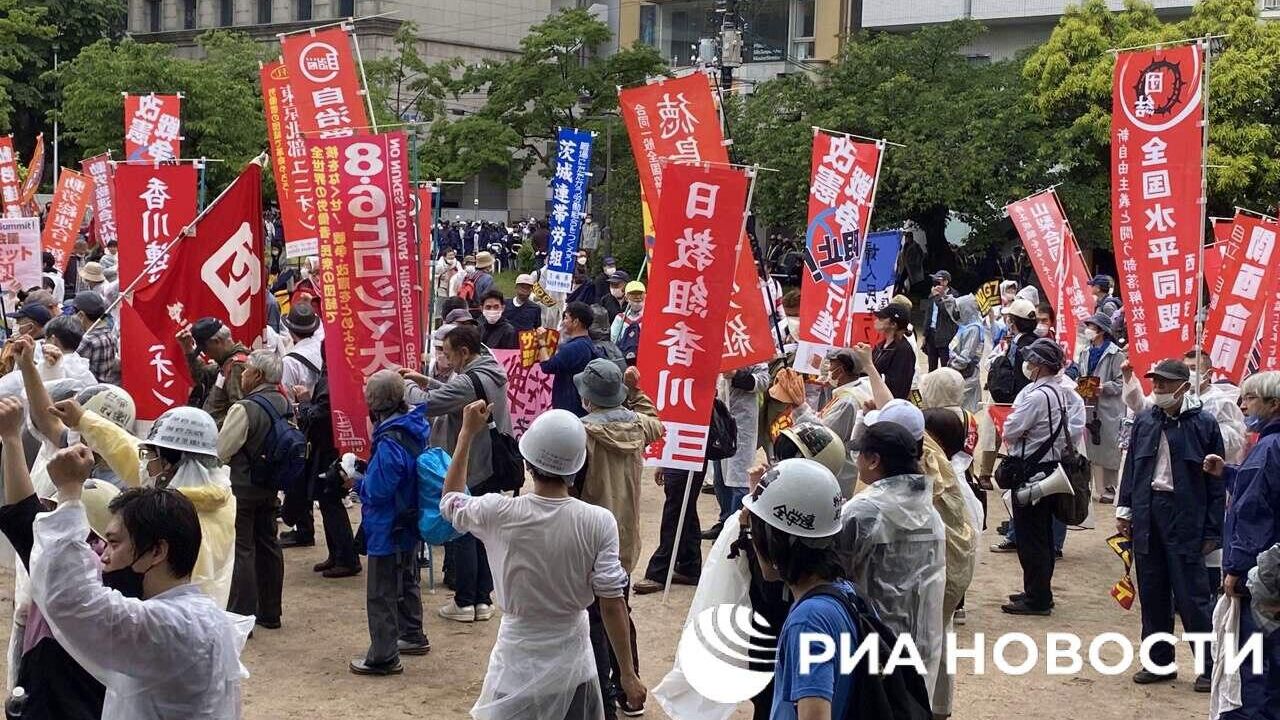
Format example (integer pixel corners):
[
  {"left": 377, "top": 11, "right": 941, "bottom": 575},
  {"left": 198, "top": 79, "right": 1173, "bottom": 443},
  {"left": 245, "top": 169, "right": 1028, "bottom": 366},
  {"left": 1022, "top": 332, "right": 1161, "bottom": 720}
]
[
  {"left": 871, "top": 304, "right": 916, "bottom": 400},
  {"left": 478, "top": 289, "right": 518, "bottom": 349},
  {"left": 924, "top": 270, "right": 959, "bottom": 371},
  {"left": 596, "top": 269, "right": 629, "bottom": 324},
  {"left": 296, "top": 352, "right": 361, "bottom": 578}
]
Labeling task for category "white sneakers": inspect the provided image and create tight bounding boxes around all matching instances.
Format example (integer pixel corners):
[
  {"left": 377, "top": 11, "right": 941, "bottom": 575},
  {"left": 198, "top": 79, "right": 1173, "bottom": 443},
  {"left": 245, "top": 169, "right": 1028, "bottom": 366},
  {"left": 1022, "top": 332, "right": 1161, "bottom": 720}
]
[{"left": 438, "top": 601, "right": 495, "bottom": 623}]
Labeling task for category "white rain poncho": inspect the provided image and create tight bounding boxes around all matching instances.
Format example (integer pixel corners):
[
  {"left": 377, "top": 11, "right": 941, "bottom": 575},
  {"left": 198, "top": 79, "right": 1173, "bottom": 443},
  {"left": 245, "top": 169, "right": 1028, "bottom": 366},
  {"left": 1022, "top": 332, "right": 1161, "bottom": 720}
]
[
  {"left": 28, "top": 501, "right": 251, "bottom": 720},
  {"left": 838, "top": 473, "right": 946, "bottom": 692},
  {"left": 793, "top": 378, "right": 872, "bottom": 497}
]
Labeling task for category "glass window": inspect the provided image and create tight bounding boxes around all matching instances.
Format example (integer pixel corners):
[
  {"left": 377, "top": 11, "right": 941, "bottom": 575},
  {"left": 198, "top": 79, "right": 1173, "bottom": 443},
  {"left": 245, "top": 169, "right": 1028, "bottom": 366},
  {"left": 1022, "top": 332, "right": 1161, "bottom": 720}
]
[
  {"left": 793, "top": 0, "right": 815, "bottom": 38},
  {"left": 219, "top": 0, "right": 233, "bottom": 25},
  {"left": 338, "top": 0, "right": 355, "bottom": 17},
  {"left": 742, "top": 0, "right": 788, "bottom": 63},
  {"left": 183, "top": 0, "right": 196, "bottom": 28},
  {"left": 257, "top": 0, "right": 271, "bottom": 23},
  {"left": 639, "top": 4, "right": 656, "bottom": 47},
  {"left": 149, "top": 0, "right": 161, "bottom": 32},
  {"left": 296, "top": 0, "right": 311, "bottom": 21}
]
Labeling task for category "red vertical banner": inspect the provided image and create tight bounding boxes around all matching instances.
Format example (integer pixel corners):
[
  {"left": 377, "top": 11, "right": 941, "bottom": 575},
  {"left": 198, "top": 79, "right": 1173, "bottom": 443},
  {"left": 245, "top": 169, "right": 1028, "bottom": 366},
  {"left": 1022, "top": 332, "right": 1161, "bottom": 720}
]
[
  {"left": 618, "top": 71, "right": 729, "bottom": 205},
  {"left": 80, "top": 154, "right": 119, "bottom": 250},
  {"left": 1258, "top": 284, "right": 1280, "bottom": 372},
  {"left": 120, "top": 299, "right": 193, "bottom": 421},
  {"left": 306, "top": 132, "right": 419, "bottom": 457},
  {"left": 280, "top": 27, "right": 370, "bottom": 140},
  {"left": 41, "top": 169, "right": 92, "bottom": 272},
  {"left": 720, "top": 233, "right": 776, "bottom": 371},
  {"left": 123, "top": 94, "right": 182, "bottom": 162},
  {"left": 17, "top": 134, "right": 43, "bottom": 212},
  {"left": 261, "top": 60, "right": 320, "bottom": 259},
  {"left": 795, "top": 130, "right": 883, "bottom": 373},
  {"left": 636, "top": 163, "right": 748, "bottom": 471},
  {"left": 1202, "top": 212, "right": 1280, "bottom": 382},
  {"left": 1004, "top": 189, "right": 1094, "bottom": 358},
  {"left": 0, "top": 137, "right": 21, "bottom": 218},
  {"left": 113, "top": 164, "right": 199, "bottom": 291},
  {"left": 1111, "top": 44, "right": 1204, "bottom": 381},
  {"left": 415, "top": 184, "right": 436, "bottom": 328}
]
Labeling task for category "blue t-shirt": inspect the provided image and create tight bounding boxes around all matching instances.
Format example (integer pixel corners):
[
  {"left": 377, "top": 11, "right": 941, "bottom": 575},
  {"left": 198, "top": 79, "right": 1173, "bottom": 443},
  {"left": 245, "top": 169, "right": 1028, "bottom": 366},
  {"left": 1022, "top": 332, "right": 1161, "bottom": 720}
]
[{"left": 771, "top": 581, "right": 859, "bottom": 720}]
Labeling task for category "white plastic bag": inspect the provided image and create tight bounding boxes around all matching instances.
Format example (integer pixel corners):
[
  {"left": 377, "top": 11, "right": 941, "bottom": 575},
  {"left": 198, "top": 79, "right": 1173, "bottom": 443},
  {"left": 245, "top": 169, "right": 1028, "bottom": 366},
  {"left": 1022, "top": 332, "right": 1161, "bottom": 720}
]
[{"left": 1210, "top": 594, "right": 1243, "bottom": 719}]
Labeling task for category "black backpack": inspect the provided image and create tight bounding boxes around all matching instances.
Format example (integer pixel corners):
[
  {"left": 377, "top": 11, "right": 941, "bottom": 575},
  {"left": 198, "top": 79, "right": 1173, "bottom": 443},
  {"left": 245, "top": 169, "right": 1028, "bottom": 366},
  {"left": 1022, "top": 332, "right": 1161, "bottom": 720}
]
[
  {"left": 466, "top": 371, "right": 525, "bottom": 492},
  {"left": 617, "top": 319, "right": 642, "bottom": 365},
  {"left": 987, "top": 341, "right": 1027, "bottom": 404},
  {"left": 244, "top": 394, "right": 309, "bottom": 492},
  {"left": 798, "top": 584, "right": 933, "bottom": 720},
  {"left": 705, "top": 398, "right": 739, "bottom": 461}
]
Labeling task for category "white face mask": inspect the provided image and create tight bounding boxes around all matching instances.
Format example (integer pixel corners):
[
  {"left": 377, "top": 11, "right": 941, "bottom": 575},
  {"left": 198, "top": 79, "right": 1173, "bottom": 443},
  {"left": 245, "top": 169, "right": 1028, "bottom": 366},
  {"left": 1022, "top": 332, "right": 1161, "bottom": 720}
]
[
  {"left": 139, "top": 460, "right": 165, "bottom": 488},
  {"left": 1152, "top": 391, "right": 1181, "bottom": 413},
  {"left": 1022, "top": 361, "right": 1037, "bottom": 380},
  {"left": 299, "top": 266, "right": 310, "bottom": 280},
  {"left": 1034, "top": 323, "right": 1051, "bottom": 337},
  {"left": 1083, "top": 327, "right": 1098, "bottom": 342},
  {"left": 610, "top": 287, "right": 624, "bottom": 298},
  {"left": 482, "top": 309, "right": 502, "bottom": 324},
  {"left": 628, "top": 301, "right": 644, "bottom": 313},
  {"left": 604, "top": 266, "right": 616, "bottom": 276},
  {"left": 465, "top": 264, "right": 476, "bottom": 273}
]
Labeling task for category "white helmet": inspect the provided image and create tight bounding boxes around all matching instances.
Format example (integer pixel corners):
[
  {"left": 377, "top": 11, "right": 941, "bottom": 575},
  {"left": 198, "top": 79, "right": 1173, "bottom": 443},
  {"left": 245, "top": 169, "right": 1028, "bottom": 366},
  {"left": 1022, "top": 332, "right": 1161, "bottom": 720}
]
[
  {"left": 743, "top": 458, "right": 844, "bottom": 539},
  {"left": 143, "top": 406, "right": 219, "bottom": 458},
  {"left": 518, "top": 409, "right": 587, "bottom": 477},
  {"left": 58, "top": 478, "right": 121, "bottom": 539},
  {"left": 777, "top": 423, "right": 846, "bottom": 477},
  {"left": 77, "top": 384, "right": 136, "bottom": 433}
]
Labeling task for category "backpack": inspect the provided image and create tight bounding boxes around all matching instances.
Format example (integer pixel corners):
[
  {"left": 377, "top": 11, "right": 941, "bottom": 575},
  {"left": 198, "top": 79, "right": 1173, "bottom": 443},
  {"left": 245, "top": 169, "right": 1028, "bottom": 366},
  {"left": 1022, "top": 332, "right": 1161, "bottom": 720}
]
[
  {"left": 243, "top": 394, "right": 309, "bottom": 492},
  {"left": 592, "top": 340, "right": 627, "bottom": 373},
  {"left": 798, "top": 584, "right": 933, "bottom": 720},
  {"left": 986, "top": 342, "right": 1024, "bottom": 404},
  {"left": 457, "top": 272, "right": 481, "bottom": 305},
  {"left": 705, "top": 398, "right": 739, "bottom": 461},
  {"left": 383, "top": 428, "right": 467, "bottom": 546},
  {"left": 466, "top": 371, "right": 525, "bottom": 492},
  {"left": 617, "top": 318, "right": 642, "bottom": 365},
  {"left": 1041, "top": 390, "right": 1092, "bottom": 526}
]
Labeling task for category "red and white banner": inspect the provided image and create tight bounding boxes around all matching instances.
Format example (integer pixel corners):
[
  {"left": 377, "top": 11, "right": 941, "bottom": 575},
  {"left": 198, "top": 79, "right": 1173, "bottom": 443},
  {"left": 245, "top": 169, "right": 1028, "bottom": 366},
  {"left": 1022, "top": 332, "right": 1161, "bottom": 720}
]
[
  {"left": 415, "top": 184, "right": 436, "bottom": 329},
  {"left": 126, "top": 162, "right": 266, "bottom": 420},
  {"left": 306, "top": 132, "right": 419, "bottom": 457},
  {"left": 280, "top": 27, "right": 369, "bottom": 141},
  {"left": 124, "top": 94, "right": 182, "bottom": 162},
  {"left": 41, "top": 169, "right": 92, "bottom": 272},
  {"left": 1259, "top": 284, "right": 1280, "bottom": 372},
  {"left": 1005, "top": 189, "right": 1093, "bottom": 358},
  {"left": 1111, "top": 44, "right": 1204, "bottom": 380},
  {"left": 619, "top": 71, "right": 727, "bottom": 210},
  {"left": 120, "top": 299, "right": 192, "bottom": 422},
  {"left": 80, "top": 154, "right": 119, "bottom": 250},
  {"left": 0, "top": 217, "right": 42, "bottom": 292},
  {"left": 17, "top": 134, "right": 43, "bottom": 212},
  {"left": 491, "top": 347, "right": 552, "bottom": 439},
  {"left": 721, "top": 233, "right": 776, "bottom": 371},
  {"left": 795, "top": 130, "right": 883, "bottom": 373},
  {"left": 636, "top": 162, "right": 749, "bottom": 471},
  {"left": 0, "top": 137, "right": 21, "bottom": 218},
  {"left": 261, "top": 60, "right": 321, "bottom": 258},
  {"left": 114, "top": 163, "right": 198, "bottom": 291},
  {"left": 1203, "top": 212, "right": 1280, "bottom": 382}
]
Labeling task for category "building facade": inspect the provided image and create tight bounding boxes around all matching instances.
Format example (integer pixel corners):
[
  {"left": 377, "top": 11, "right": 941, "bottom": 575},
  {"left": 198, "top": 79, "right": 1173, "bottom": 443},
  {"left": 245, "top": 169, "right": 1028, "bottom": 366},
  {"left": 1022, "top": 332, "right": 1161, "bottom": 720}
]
[{"left": 126, "top": 0, "right": 554, "bottom": 219}]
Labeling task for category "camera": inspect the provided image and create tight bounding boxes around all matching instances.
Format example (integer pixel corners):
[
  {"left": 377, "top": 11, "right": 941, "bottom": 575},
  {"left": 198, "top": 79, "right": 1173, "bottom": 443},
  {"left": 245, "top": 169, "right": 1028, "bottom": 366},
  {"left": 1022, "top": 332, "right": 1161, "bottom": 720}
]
[{"left": 1087, "top": 414, "right": 1102, "bottom": 446}]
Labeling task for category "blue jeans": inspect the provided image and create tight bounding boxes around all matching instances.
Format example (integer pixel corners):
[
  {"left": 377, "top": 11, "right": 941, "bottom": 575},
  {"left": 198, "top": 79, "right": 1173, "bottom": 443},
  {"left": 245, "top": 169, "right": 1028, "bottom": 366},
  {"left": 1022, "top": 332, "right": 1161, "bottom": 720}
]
[
  {"left": 1005, "top": 515, "right": 1067, "bottom": 552},
  {"left": 711, "top": 460, "right": 749, "bottom": 524}
]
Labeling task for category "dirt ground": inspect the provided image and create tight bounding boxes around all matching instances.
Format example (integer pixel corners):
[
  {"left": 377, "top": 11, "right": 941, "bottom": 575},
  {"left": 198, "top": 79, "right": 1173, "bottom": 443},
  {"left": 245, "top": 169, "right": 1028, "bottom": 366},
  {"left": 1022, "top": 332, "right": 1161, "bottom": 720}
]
[{"left": 0, "top": 481, "right": 1212, "bottom": 720}]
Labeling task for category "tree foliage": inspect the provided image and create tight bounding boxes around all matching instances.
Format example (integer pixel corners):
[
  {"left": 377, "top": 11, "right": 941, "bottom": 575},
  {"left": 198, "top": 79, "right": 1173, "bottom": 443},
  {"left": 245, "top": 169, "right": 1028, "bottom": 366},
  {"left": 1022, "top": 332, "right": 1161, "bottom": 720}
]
[
  {"left": 0, "top": 0, "right": 55, "bottom": 134},
  {"left": 58, "top": 31, "right": 269, "bottom": 189}
]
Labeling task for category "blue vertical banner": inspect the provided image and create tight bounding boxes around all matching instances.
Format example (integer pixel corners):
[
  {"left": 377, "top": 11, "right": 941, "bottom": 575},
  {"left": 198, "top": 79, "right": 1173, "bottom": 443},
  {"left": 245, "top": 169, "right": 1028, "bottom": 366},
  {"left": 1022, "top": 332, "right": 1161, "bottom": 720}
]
[
  {"left": 543, "top": 127, "right": 594, "bottom": 293},
  {"left": 849, "top": 229, "right": 903, "bottom": 345}
]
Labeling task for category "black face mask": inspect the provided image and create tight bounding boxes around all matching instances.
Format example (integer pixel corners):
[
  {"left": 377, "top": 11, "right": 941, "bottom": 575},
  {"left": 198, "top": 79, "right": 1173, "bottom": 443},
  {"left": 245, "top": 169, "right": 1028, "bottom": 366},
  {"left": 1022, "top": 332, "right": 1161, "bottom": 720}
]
[{"left": 102, "top": 566, "right": 145, "bottom": 598}]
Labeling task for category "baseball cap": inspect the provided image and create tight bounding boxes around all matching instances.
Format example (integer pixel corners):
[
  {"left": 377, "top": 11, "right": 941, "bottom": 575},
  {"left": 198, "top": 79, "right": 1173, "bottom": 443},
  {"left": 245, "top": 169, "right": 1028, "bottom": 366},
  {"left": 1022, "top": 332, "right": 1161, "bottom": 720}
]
[
  {"left": 608, "top": 270, "right": 631, "bottom": 285},
  {"left": 852, "top": 420, "right": 920, "bottom": 458},
  {"left": 515, "top": 274, "right": 535, "bottom": 286},
  {"left": 1146, "top": 358, "right": 1191, "bottom": 383},
  {"left": 930, "top": 270, "right": 952, "bottom": 283},
  {"left": 71, "top": 290, "right": 106, "bottom": 319},
  {"left": 603, "top": 256, "right": 617, "bottom": 267},
  {"left": 1001, "top": 298, "right": 1037, "bottom": 320},
  {"left": 6, "top": 301, "right": 53, "bottom": 325},
  {"left": 1087, "top": 274, "right": 1112, "bottom": 289},
  {"left": 445, "top": 309, "right": 476, "bottom": 325},
  {"left": 190, "top": 317, "right": 224, "bottom": 351},
  {"left": 1022, "top": 338, "right": 1065, "bottom": 371},
  {"left": 625, "top": 281, "right": 646, "bottom": 295},
  {"left": 873, "top": 304, "right": 910, "bottom": 328},
  {"left": 862, "top": 399, "right": 926, "bottom": 441}
]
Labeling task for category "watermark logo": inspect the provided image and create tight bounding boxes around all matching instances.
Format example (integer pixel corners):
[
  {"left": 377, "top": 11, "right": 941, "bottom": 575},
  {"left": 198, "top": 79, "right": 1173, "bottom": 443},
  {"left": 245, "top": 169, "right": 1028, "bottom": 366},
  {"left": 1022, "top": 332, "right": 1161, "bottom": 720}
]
[{"left": 677, "top": 603, "right": 775, "bottom": 704}]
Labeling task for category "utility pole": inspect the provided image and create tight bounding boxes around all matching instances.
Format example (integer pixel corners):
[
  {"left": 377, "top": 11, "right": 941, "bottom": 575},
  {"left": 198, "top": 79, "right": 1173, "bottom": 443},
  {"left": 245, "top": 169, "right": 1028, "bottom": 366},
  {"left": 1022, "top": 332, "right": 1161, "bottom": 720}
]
[{"left": 716, "top": 0, "right": 743, "bottom": 91}]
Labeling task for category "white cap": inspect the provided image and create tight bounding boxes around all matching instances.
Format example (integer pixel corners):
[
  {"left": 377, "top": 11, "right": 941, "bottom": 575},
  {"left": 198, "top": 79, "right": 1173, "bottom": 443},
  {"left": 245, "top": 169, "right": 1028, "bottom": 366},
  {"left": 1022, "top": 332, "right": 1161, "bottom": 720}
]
[
  {"left": 143, "top": 406, "right": 219, "bottom": 458},
  {"left": 863, "top": 399, "right": 926, "bottom": 441},
  {"left": 742, "top": 458, "right": 844, "bottom": 539},
  {"left": 515, "top": 274, "right": 535, "bottom": 286},
  {"left": 1001, "top": 298, "right": 1037, "bottom": 320},
  {"left": 518, "top": 409, "right": 587, "bottom": 477}
]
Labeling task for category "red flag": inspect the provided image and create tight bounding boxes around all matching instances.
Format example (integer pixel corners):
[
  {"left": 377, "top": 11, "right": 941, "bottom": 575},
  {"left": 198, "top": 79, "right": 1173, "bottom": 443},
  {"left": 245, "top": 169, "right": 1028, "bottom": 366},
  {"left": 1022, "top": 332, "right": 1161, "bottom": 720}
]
[
  {"left": 125, "top": 161, "right": 267, "bottom": 421},
  {"left": 636, "top": 162, "right": 749, "bottom": 471},
  {"left": 80, "top": 154, "right": 119, "bottom": 250},
  {"left": 618, "top": 72, "right": 728, "bottom": 210},
  {"left": 415, "top": 184, "right": 436, "bottom": 325},
  {"left": 1005, "top": 189, "right": 1093, "bottom": 358},
  {"left": 261, "top": 60, "right": 320, "bottom": 259},
  {"left": 796, "top": 130, "right": 882, "bottom": 374},
  {"left": 1204, "top": 243, "right": 1226, "bottom": 310},
  {"left": 120, "top": 299, "right": 192, "bottom": 421},
  {"left": 1111, "top": 44, "right": 1204, "bottom": 384},
  {"left": 41, "top": 169, "right": 92, "bottom": 272},
  {"left": 986, "top": 404, "right": 1015, "bottom": 442},
  {"left": 720, "top": 233, "right": 776, "bottom": 371},
  {"left": 0, "top": 137, "right": 21, "bottom": 218},
  {"left": 124, "top": 94, "right": 182, "bottom": 162},
  {"left": 114, "top": 164, "right": 198, "bottom": 291},
  {"left": 1203, "top": 211, "right": 1280, "bottom": 382},
  {"left": 280, "top": 27, "right": 369, "bottom": 140},
  {"left": 306, "top": 133, "right": 420, "bottom": 457},
  {"left": 17, "top": 134, "right": 43, "bottom": 209}
]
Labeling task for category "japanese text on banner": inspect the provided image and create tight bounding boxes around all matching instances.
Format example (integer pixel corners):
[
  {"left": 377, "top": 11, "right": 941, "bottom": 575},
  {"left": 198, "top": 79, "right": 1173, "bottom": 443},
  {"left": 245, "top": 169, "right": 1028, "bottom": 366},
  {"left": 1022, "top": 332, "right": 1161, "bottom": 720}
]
[
  {"left": 1005, "top": 190, "right": 1093, "bottom": 358},
  {"left": 542, "top": 127, "right": 594, "bottom": 293},
  {"left": 848, "top": 230, "right": 904, "bottom": 346},
  {"left": 795, "top": 130, "right": 882, "bottom": 373},
  {"left": 492, "top": 347, "right": 553, "bottom": 438},
  {"left": 113, "top": 163, "right": 198, "bottom": 291},
  {"left": 720, "top": 232, "right": 777, "bottom": 371},
  {"left": 41, "top": 169, "right": 92, "bottom": 272},
  {"left": 261, "top": 60, "right": 321, "bottom": 258},
  {"left": 618, "top": 71, "right": 727, "bottom": 207},
  {"left": 306, "top": 132, "right": 419, "bottom": 457},
  {"left": 0, "top": 138, "right": 21, "bottom": 218},
  {"left": 124, "top": 94, "right": 182, "bottom": 162},
  {"left": 81, "top": 154, "right": 119, "bottom": 250},
  {"left": 1203, "top": 212, "right": 1280, "bottom": 382},
  {"left": 636, "top": 162, "right": 749, "bottom": 471},
  {"left": 1111, "top": 44, "right": 1204, "bottom": 383},
  {"left": 280, "top": 26, "right": 370, "bottom": 142},
  {"left": 0, "top": 217, "right": 41, "bottom": 291}
]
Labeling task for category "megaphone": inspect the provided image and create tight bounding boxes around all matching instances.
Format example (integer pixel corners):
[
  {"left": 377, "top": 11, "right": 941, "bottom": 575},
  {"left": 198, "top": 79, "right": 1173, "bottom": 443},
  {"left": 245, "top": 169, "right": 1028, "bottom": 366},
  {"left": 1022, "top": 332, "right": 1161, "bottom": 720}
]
[{"left": 1014, "top": 465, "right": 1074, "bottom": 507}]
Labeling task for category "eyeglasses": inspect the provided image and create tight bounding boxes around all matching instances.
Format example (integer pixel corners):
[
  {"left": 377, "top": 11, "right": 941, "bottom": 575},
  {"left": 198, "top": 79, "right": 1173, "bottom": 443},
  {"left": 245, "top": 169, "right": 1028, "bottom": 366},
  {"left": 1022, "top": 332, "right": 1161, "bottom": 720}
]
[{"left": 138, "top": 447, "right": 160, "bottom": 463}]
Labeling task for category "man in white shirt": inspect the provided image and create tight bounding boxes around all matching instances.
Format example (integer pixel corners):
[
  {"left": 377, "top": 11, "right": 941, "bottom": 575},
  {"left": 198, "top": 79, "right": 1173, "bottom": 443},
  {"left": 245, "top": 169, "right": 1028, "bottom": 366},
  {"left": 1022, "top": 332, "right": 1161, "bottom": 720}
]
[
  {"left": 29, "top": 444, "right": 249, "bottom": 720},
  {"left": 280, "top": 301, "right": 324, "bottom": 402},
  {"left": 440, "top": 401, "right": 645, "bottom": 719}
]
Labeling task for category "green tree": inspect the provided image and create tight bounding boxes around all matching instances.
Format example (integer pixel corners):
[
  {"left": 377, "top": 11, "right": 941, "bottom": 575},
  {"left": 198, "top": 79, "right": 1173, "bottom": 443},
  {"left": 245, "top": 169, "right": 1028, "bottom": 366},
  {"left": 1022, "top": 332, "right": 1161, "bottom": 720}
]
[
  {"left": 0, "top": 0, "right": 55, "bottom": 134},
  {"left": 59, "top": 31, "right": 269, "bottom": 189}
]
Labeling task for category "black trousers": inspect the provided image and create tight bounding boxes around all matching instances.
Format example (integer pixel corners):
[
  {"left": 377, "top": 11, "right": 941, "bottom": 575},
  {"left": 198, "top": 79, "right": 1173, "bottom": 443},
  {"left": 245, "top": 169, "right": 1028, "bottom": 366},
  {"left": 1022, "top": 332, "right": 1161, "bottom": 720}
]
[
  {"left": 587, "top": 582, "right": 638, "bottom": 717},
  {"left": 643, "top": 469, "right": 704, "bottom": 583},
  {"left": 448, "top": 532, "right": 494, "bottom": 607},
  {"left": 318, "top": 491, "right": 359, "bottom": 568},
  {"left": 229, "top": 493, "right": 285, "bottom": 621},
  {"left": 1011, "top": 487, "right": 1056, "bottom": 610},
  {"left": 925, "top": 334, "right": 950, "bottom": 371},
  {"left": 281, "top": 479, "right": 314, "bottom": 539},
  {"left": 1136, "top": 493, "right": 1214, "bottom": 671},
  {"left": 365, "top": 547, "right": 426, "bottom": 666}
]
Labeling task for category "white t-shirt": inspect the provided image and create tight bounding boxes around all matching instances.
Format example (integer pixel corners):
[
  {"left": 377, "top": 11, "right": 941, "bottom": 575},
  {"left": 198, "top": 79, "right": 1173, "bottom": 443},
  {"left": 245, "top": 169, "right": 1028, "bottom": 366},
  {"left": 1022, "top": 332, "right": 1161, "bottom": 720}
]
[{"left": 441, "top": 492, "right": 627, "bottom": 617}]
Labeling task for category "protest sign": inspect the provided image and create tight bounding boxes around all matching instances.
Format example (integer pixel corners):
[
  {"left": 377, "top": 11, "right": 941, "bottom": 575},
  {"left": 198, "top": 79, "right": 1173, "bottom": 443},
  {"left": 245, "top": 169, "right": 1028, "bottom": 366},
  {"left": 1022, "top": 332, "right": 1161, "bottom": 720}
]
[
  {"left": 1006, "top": 189, "right": 1093, "bottom": 357},
  {"left": 124, "top": 94, "right": 182, "bottom": 162}
]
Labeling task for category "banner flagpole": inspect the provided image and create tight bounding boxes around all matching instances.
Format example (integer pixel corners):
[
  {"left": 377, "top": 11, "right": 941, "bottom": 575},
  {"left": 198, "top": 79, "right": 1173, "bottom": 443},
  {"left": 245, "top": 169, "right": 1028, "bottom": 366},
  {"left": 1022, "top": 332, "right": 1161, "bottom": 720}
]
[
  {"left": 348, "top": 24, "right": 380, "bottom": 134},
  {"left": 661, "top": 469, "right": 697, "bottom": 605},
  {"left": 1193, "top": 37, "right": 1212, "bottom": 397}
]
